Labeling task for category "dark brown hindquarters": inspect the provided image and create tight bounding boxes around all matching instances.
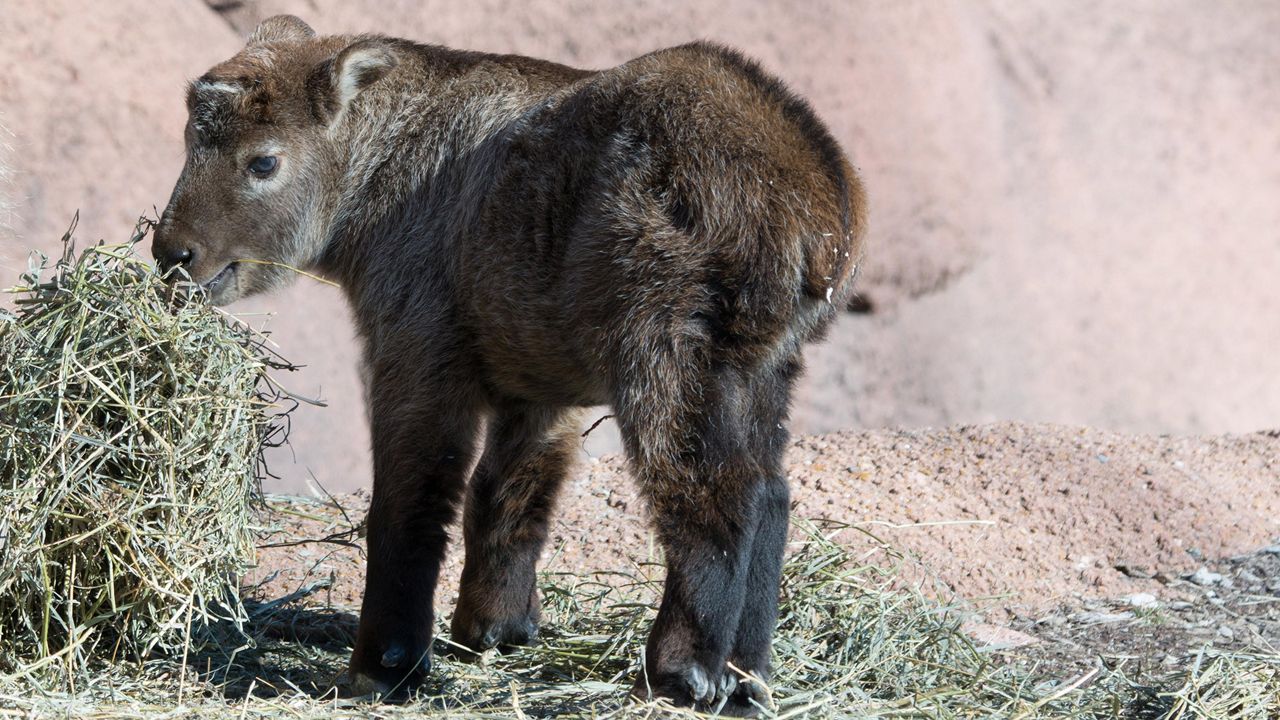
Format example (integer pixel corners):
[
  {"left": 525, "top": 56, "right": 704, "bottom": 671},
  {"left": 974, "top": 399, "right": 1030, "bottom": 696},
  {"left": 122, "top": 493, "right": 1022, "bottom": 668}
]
[{"left": 578, "top": 46, "right": 865, "bottom": 715}]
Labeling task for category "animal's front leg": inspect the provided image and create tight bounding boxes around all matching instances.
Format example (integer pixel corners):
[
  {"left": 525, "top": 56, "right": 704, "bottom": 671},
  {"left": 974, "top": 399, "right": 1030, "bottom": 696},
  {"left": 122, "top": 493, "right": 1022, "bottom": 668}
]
[{"left": 348, "top": 361, "right": 483, "bottom": 697}]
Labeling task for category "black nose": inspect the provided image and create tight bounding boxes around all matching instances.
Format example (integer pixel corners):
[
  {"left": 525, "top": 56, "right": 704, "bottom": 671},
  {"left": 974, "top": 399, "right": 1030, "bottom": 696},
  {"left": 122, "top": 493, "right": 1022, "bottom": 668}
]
[{"left": 155, "top": 246, "right": 195, "bottom": 273}]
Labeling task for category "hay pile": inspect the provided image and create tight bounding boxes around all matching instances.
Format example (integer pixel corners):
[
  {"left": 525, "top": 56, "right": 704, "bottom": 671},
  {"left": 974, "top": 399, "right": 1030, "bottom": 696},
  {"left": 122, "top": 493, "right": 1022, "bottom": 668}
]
[{"left": 0, "top": 219, "right": 290, "bottom": 688}]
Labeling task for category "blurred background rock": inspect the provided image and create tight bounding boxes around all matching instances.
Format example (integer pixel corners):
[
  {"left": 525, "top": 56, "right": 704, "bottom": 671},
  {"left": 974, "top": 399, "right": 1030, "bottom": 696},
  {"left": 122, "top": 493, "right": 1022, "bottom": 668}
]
[{"left": 1, "top": 0, "right": 1276, "bottom": 492}]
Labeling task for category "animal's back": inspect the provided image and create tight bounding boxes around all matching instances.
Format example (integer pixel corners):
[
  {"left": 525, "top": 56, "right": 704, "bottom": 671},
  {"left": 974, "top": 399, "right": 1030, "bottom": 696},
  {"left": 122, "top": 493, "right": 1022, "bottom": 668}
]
[{"left": 462, "top": 41, "right": 866, "bottom": 392}]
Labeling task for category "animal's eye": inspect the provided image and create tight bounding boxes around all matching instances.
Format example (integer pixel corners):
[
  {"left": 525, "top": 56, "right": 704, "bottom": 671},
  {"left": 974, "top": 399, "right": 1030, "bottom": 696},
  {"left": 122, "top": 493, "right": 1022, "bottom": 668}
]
[{"left": 248, "top": 156, "right": 278, "bottom": 177}]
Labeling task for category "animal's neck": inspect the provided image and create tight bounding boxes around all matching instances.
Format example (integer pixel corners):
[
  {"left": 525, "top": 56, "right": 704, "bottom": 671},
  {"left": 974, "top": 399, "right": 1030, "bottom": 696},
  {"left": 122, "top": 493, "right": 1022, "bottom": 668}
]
[{"left": 315, "top": 49, "right": 550, "bottom": 305}]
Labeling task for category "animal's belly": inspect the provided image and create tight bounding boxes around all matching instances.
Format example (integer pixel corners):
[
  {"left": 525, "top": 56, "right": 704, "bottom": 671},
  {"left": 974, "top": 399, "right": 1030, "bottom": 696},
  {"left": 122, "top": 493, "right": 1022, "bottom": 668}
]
[{"left": 479, "top": 338, "right": 610, "bottom": 407}]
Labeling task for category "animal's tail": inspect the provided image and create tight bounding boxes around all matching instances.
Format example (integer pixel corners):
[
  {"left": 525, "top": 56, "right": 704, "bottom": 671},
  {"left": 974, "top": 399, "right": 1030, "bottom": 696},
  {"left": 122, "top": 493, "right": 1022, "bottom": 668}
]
[{"left": 801, "top": 158, "right": 867, "bottom": 305}]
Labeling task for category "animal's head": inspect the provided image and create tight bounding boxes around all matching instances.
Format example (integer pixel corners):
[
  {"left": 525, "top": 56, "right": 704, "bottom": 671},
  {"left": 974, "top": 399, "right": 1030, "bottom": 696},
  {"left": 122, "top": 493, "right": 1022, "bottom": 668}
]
[{"left": 152, "top": 15, "right": 398, "bottom": 304}]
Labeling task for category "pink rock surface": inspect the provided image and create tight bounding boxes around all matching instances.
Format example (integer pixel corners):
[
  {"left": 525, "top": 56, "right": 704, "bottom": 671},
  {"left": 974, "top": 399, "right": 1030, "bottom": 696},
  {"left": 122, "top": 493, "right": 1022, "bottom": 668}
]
[{"left": 1, "top": 0, "right": 1277, "bottom": 498}]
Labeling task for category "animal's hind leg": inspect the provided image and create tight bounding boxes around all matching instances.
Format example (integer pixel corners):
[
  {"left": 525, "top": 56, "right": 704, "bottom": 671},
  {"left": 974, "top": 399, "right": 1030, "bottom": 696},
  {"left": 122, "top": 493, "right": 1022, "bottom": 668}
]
[
  {"left": 618, "top": 359, "right": 767, "bottom": 712},
  {"left": 722, "top": 353, "right": 803, "bottom": 715},
  {"left": 450, "top": 404, "right": 581, "bottom": 653}
]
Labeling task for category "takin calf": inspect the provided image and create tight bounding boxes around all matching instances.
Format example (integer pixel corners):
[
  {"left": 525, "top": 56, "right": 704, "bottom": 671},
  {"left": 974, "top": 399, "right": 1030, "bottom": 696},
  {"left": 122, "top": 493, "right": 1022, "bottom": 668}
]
[{"left": 153, "top": 15, "right": 866, "bottom": 716}]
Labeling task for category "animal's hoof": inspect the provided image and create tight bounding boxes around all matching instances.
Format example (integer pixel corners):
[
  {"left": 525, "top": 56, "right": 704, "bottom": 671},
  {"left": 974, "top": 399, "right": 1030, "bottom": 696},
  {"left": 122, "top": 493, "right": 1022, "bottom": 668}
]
[
  {"left": 347, "top": 670, "right": 392, "bottom": 699},
  {"left": 631, "top": 663, "right": 729, "bottom": 710},
  {"left": 450, "top": 613, "right": 539, "bottom": 656},
  {"left": 347, "top": 639, "right": 432, "bottom": 701},
  {"left": 721, "top": 675, "right": 772, "bottom": 718}
]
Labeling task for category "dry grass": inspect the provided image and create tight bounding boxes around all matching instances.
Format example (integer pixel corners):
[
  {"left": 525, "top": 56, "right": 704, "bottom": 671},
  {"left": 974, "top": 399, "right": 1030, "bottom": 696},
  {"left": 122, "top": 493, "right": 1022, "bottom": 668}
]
[
  {"left": 6, "top": 515, "right": 1277, "bottom": 718},
  {"left": 0, "top": 218, "right": 292, "bottom": 689},
  {"left": 1145, "top": 649, "right": 1280, "bottom": 719}
]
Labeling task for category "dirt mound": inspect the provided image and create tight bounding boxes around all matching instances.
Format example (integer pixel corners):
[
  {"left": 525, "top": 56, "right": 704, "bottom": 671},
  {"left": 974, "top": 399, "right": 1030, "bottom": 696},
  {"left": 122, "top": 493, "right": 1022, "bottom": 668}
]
[{"left": 253, "top": 424, "right": 1280, "bottom": 619}]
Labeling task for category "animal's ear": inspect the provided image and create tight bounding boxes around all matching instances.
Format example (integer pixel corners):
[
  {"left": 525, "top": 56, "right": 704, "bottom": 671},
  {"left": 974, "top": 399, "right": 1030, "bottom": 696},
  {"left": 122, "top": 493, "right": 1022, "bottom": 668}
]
[
  {"left": 250, "top": 14, "right": 316, "bottom": 44},
  {"left": 310, "top": 40, "right": 398, "bottom": 125}
]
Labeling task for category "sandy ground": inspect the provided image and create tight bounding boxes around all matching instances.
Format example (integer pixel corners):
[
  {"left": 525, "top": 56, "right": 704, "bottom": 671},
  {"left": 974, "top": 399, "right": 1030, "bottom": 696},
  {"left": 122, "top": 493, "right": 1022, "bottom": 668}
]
[{"left": 251, "top": 424, "right": 1280, "bottom": 624}]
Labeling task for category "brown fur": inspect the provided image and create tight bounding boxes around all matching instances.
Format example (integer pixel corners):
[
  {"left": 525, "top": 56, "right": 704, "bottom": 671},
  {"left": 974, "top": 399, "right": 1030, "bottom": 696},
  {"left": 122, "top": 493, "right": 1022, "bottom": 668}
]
[{"left": 153, "top": 15, "right": 866, "bottom": 715}]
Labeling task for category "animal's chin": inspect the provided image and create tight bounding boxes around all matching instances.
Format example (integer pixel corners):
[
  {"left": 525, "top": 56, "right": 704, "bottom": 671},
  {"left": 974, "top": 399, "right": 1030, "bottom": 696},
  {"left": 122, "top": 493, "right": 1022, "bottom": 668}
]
[{"left": 202, "top": 262, "right": 239, "bottom": 304}]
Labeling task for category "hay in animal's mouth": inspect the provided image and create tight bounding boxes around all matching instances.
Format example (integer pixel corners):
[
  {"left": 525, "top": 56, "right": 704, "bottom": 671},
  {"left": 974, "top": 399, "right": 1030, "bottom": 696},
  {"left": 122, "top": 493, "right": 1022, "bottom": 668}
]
[{"left": 0, "top": 216, "right": 293, "bottom": 689}]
